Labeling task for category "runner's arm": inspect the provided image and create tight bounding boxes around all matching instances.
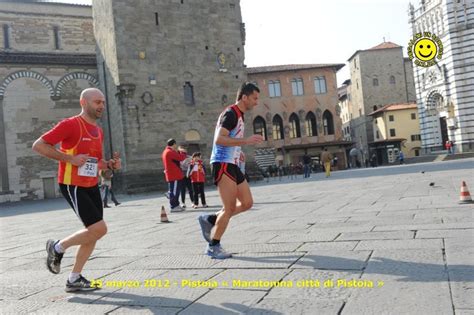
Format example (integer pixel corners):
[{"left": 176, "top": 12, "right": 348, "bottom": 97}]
[
  {"left": 215, "top": 127, "right": 263, "bottom": 146},
  {"left": 32, "top": 138, "right": 88, "bottom": 166}
]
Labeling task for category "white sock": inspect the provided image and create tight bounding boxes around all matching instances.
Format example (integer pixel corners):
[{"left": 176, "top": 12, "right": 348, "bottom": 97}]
[
  {"left": 68, "top": 272, "right": 80, "bottom": 283},
  {"left": 54, "top": 241, "right": 65, "bottom": 254}
]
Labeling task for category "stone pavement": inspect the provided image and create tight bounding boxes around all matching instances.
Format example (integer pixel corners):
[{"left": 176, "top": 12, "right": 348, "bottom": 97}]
[{"left": 1, "top": 159, "right": 473, "bottom": 314}]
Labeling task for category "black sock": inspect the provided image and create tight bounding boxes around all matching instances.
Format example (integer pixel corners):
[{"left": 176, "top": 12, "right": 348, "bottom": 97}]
[
  {"left": 210, "top": 239, "right": 220, "bottom": 246},
  {"left": 207, "top": 214, "right": 217, "bottom": 225}
]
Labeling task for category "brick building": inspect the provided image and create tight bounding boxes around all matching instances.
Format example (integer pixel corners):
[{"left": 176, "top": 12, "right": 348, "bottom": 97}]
[{"left": 247, "top": 64, "right": 352, "bottom": 171}]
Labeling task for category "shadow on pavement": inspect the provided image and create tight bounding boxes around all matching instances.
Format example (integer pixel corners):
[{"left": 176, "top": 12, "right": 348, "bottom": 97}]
[
  {"left": 68, "top": 291, "right": 281, "bottom": 315},
  {"left": 230, "top": 254, "right": 474, "bottom": 282}
]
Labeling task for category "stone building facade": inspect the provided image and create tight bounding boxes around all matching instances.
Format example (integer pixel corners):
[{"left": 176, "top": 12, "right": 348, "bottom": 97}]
[
  {"left": 0, "top": 1, "right": 98, "bottom": 202},
  {"left": 409, "top": 0, "right": 474, "bottom": 153},
  {"left": 344, "top": 41, "right": 417, "bottom": 162},
  {"left": 247, "top": 64, "right": 352, "bottom": 170},
  {"left": 338, "top": 81, "right": 352, "bottom": 142},
  {"left": 368, "top": 102, "right": 421, "bottom": 165},
  {"left": 1, "top": 0, "right": 248, "bottom": 201},
  {"left": 93, "top": 0, "right": 248, "bottom": 194}
]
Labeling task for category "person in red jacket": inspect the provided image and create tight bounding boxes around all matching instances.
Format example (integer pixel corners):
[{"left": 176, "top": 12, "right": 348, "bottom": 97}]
[
  {"left": 161, "top": 138, "right": 186, "bottom": 212},
  {"left": 187, "top": 152, "right": 208, "bottom": 209}
]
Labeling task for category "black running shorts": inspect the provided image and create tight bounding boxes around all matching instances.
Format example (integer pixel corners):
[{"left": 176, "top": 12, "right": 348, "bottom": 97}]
[
  {"left": 60, "top": 184, "right": 103, "bottom": 227},
  {"left": 211, "top": 162, "right": 246, "bottom": 185}
]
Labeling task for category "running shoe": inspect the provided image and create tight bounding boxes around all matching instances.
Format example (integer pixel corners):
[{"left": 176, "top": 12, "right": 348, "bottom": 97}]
[
  {"left": 170, "top": 206, "right": 184, "bottom": 213},
  {"left": 198, "top": 214, "right": 213, "bottom": 243},
  {"left": 65, "top": 275, "right": 99, "bottom": 292},
  {"left": 206, "top": 244, "right": 232, "bottom": 259},
  {"left": 46, "top": 239, "right": 63, "bottom": 274}
]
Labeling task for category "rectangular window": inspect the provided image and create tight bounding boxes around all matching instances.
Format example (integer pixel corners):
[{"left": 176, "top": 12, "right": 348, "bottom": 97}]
[
  {"left": 411, "top": 113, "right": 416, "bottom": 120},
  {"left": 411, "top": 134, "right": 421, "bottom": 141},
  {"left": 314, "top": 76, "right": 327, "bottom": 94},
  {"left": 53, "top": 26, "right": 60, "bottom": 50},
  {"left": 390, "top": 129, "right": 396, "bottom": 137},
  {"left": 273, "top": 124, "right": 282, "bottom": 140},
  {"left": 376, "top": 130, "right": 380, "bottom": 139},
  {"left": 268, "top": 80, "right": 281, "bottom": 98},
  {"left": 3, "top": 24, "right": 10, "bottom": 49},
  {"left": 183, "top": 82, "right": 195, "bottom": 106},
  {"left": 155, "top": 12, "right": 159, "bottom": 25},
  {"left": 389, "top": 115, "right": 394, "bottom": 122},
  {"left": 291, "top": 78, "right": 304, "bottom": 96}
]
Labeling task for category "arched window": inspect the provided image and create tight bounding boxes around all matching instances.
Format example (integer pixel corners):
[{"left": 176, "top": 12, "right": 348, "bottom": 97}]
[
  {"left": 183, "top": 81, "right": 195, "bottom": 106},
  {"left": 323, "top": 110, "right": 334, "bottom": 135},
  {"left": 305, "top": 112, "right": 317, "bottom": 137},
  {"left": 272, "top": 114, "right": 284, "bottom": 140},
  {"left": 253, "top": 116, "right": 267, "bottom": 141},
  {"left": 289, "top": 113, "right": 301, "bottom": 138},
  {"left": 373, "top": 78, "right": 379, "bottom": 86},
  {"left": 390, "top": 75, "right": 396, "bottom": 84}
]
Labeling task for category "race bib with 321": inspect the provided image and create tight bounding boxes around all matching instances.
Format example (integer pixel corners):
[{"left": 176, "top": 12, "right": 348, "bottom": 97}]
[{"left": 78, "top": 158, "right": 98, "bottom": 177}]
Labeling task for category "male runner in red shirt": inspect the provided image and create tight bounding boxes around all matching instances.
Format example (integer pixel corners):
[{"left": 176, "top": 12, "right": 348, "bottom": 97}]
[{"left": 32, "top": 88, "right": 120, "bottom": 292}]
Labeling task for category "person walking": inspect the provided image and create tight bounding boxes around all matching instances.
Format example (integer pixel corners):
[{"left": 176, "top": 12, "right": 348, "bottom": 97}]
[
  {"left": 161, "top": 139, "right": 187, "bottom": 212},
  {"left": 197, "top": 82, "right": 263, "bottom": 259},
  {"left": 321, "top": 147, "right": 333, "bottom": 178},
  {"left": 399, "top": 151, "right": 405, "bottom": 164},
  {"left": 100, "top": 169, "right": 120, "bottom": 208},
  {"left": 32, "top": 88, "right": 121, "bottom": 292},
  {"left": 302, "top": 153, "right": 311, "bottom": 178}
]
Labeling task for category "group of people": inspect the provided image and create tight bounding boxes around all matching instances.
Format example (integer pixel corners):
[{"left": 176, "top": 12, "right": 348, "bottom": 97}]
[
  {"left": 32, "top": 83, "right": 263, "bottom": 292},
  {"left": 161, "top": 140, "right": 208, "bottom": 211}
]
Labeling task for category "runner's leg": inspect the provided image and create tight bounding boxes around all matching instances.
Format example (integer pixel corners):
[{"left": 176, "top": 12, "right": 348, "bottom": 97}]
[{"left": 212, "top": 174, "right": 237, "bottom": 240}]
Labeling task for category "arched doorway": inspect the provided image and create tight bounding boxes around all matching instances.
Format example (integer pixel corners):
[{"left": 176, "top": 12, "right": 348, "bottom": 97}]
[{"left": 426, "top": 92, "right": 448, "bottom": 147}]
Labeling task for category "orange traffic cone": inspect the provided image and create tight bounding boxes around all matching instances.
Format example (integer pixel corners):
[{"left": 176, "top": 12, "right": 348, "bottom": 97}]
[
  {"left": 459, "top": 181, "right": 473, "bottom": 204},
  {"left": 160, "top": 206, "right": 170, "bottom": 223}
]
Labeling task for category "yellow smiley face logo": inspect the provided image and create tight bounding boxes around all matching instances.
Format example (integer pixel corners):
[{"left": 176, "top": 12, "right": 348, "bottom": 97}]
[{"left": 414, "top": 38, "right": 437, "bottom": 61}]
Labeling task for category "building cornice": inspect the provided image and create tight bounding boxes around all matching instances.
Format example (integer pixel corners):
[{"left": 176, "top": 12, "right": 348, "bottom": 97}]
[{"left": 0, "top": 51, "right": 97, "bottom": 66}]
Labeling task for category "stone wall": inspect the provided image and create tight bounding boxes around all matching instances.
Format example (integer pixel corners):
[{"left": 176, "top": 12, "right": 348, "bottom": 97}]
[
  {"left": 0, "top": 67, "right": 99, "bottom": 202},
  {"left": 93, "top": 0, "right": 249, "bottom": 193},
  {"left": 0, "top": 2, "right": 94, "bottom": 53}
]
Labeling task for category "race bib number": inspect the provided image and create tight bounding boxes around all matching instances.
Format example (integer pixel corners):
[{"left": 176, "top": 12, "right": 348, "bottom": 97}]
[{"left": 78, "top": 158, "right": 98, "bottom": 177}]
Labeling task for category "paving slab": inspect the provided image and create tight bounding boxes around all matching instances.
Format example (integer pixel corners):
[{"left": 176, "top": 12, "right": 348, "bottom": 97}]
[
  {"left": 292, "top": 250, "right": 372, "bottom": 270},
  {"left": 336, "top": 230, "right": 415, "bottom": 241},
  {"left": 355, "top": 239, "right": 444, "bottom": 251},
  {"left": 341, "top": 249, "right": 453, "bottom": 314},
  {"left": 181, "top": 289, "right": 268, "bottom": 315},
  {"left": 247, "top": 298, "right": 344, "bottom": 315},
  {"left": 211, "top": 253, "right": 304, "bottom": 269},
  {"left": 297, "top": 241, "right": 358, "bottom": 252}
]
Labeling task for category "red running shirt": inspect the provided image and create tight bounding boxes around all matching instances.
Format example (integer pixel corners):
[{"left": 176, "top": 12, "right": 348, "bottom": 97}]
[{"left": 42, "top": 116, "right": 103, "bottom": 187}]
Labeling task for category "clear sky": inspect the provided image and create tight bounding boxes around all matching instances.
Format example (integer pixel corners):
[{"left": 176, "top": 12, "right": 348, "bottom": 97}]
[
  {"left": 240, "top": 0, "right": 413, "bottom": 86},
  {"left": 55, "top": 0, "right": 413, "bottom": 86}
]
